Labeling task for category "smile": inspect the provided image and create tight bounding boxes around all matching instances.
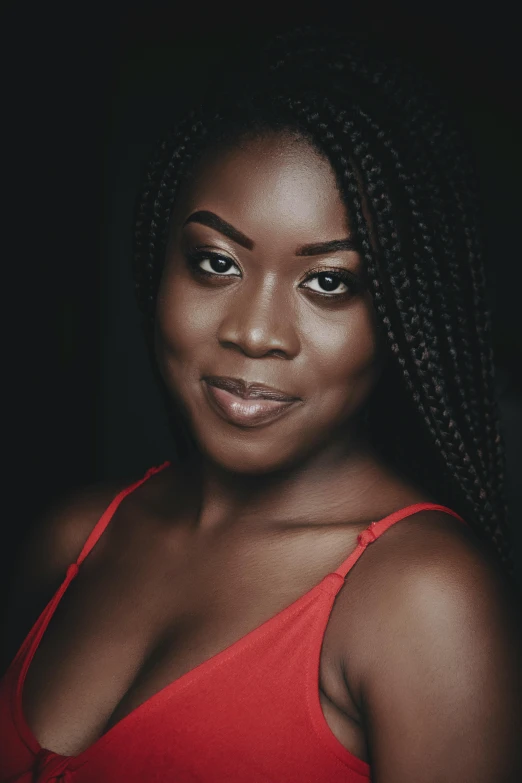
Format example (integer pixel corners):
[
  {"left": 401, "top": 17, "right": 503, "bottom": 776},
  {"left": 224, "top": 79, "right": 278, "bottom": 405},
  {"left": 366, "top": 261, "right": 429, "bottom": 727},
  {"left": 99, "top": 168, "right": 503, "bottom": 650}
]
[{"left": 203, "top": 381, "right": 300, "bottom": 428}]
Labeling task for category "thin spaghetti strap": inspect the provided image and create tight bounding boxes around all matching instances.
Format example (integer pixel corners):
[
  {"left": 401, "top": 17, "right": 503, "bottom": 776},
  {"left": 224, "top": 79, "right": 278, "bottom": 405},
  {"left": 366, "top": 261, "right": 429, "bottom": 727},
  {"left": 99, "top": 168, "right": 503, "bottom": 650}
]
[
  {"left": 6, "top": 463, "right": 172, "bottom": 673},
  {"left": 333, "top": 502, "right": 469, "bottom": 579},
  {"left": 71, "top": 461, "right": 172, "bottom": 573}
]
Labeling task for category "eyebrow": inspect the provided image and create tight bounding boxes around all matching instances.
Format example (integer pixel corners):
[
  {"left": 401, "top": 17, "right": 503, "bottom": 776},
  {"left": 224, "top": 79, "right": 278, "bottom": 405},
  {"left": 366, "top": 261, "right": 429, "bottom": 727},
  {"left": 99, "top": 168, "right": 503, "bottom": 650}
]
[{"left": 183, "top": 210, "right": 360, "bottom": 256}]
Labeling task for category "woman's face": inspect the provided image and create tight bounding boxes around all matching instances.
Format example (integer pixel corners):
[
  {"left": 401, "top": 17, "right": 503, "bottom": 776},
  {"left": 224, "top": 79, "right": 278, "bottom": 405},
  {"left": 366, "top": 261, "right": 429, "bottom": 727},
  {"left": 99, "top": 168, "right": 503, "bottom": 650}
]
[{"left": 155, "top": 131, "right": 385, "bottom": 474}]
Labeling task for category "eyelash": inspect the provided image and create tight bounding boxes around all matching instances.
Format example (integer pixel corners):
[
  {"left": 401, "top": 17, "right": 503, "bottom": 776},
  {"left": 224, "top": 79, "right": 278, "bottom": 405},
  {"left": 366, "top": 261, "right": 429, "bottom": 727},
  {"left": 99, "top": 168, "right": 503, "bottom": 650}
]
[{"left": 185, "top": 250, "right": 360, "bottom": 298}]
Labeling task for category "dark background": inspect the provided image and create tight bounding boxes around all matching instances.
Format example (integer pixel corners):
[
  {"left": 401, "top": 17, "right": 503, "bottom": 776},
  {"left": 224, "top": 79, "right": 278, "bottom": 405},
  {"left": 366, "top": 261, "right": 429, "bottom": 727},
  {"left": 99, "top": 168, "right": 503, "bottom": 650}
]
[{"left": 3, "top": 2, "right": 522, "bottom": 596}]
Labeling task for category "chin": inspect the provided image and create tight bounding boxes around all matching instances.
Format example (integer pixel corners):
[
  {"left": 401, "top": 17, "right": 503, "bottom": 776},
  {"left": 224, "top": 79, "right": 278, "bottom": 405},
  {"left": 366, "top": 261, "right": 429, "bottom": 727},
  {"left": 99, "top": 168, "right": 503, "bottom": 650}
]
[
  {"left": 172, "top": 380, "right": 306, "bottom": 474},
  {"left": 194, "top": 432, "right": 300, "bottom": 476}
]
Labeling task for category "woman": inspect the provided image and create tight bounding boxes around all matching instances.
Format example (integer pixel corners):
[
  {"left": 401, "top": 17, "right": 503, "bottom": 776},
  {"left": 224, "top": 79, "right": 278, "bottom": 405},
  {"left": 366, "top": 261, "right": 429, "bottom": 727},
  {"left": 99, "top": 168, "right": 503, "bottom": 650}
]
[{"left": 1, "top": 27, "right": 520, "bottom": 782}]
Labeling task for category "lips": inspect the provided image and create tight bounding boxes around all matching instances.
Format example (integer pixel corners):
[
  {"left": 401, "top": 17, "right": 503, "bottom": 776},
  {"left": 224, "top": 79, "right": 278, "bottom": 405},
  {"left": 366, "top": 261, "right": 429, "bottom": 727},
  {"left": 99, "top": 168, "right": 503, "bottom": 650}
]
[
  {"left": 202, "top": 378, "right": 300, "bottom": 427},
  {"left": 202, "top": 375, "right": 298, "bottom": 402}
]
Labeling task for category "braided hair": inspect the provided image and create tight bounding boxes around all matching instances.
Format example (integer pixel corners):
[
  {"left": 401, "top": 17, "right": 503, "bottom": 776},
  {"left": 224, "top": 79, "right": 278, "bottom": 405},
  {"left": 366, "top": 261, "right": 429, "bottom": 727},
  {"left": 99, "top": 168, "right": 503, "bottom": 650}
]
[{"left": 132, "top": 28, "right": 516, "bottom": 586}]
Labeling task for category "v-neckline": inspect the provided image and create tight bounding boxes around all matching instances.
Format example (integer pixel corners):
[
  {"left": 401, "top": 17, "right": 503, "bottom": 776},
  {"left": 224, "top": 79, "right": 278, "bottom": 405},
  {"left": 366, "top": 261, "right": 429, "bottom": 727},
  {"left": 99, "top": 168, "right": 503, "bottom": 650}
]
[
  {"left": 12, "top": 560, "right": 342, "bottom": 769},
  {"left": 10, "top": 479, "right": 461, "bottom": 770}
]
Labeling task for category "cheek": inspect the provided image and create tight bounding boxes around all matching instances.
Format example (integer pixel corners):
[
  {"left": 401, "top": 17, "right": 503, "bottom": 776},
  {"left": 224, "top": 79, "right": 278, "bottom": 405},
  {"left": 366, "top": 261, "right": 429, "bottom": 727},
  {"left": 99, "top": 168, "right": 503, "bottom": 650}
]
[
  {"left": 155, "top": 270, "right": 215, "bottom": 362},
  {"left": 153, "top": 280, "right": 209, "bottom": 404},
  {"left": 309, "top": 296, "right": 381, "bottom": 408}
]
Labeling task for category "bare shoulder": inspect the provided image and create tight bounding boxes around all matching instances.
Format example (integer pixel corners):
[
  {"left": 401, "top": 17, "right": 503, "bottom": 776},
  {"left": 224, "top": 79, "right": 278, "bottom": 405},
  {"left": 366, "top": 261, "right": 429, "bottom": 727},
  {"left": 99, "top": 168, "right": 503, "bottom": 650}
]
[
  {"left": 335, "top": 509, "right": 522, "bottom": 780},
  {"left": 336, "top": 508, "right": 519, "bottom": 692},
  {"left": 0, "top": 473, "right": 137, "bottom": 676},
  {"left": 14, "top": 477, "right": 135, "bottom": 590}
]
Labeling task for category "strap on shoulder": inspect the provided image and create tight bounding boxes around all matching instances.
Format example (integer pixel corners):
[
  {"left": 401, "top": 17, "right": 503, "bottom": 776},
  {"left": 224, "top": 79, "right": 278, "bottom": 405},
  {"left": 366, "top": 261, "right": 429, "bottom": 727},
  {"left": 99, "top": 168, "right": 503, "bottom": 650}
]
[
  {"left": 333, "top": 502, "right": 469, "bottom": 579},
  {"left": 73, "top": 462, "right": 171, "bottom": 569}
]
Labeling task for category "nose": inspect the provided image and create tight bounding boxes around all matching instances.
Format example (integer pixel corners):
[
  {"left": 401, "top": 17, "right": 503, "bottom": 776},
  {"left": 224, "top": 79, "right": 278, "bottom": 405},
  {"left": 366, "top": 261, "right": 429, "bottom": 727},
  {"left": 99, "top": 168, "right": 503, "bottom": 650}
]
[{"left": 217, "top": 276, "right": 300, "bottom": 359}]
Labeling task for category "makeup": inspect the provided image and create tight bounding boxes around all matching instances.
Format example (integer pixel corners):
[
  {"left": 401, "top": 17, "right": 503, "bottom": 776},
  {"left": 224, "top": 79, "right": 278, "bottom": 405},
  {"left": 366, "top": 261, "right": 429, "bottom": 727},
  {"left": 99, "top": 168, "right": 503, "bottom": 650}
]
[{"left": 203, "top": 381, "right": 300, "bottom": 427}]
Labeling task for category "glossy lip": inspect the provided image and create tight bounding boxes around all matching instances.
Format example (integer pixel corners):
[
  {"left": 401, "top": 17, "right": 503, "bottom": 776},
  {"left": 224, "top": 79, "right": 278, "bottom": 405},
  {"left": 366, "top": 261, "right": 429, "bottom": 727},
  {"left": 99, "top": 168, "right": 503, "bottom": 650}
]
[
  {"left": 202, "top": 375, "right": 299, "bottom": 401},
  {"left": 203, "top": 380, "right": 300, "bottom": 428}
]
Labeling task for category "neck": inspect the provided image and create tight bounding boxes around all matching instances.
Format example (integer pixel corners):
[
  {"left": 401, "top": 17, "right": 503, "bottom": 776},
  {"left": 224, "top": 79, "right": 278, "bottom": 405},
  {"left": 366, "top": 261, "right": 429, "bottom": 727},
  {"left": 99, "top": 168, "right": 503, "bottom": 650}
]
[{"left": 175, "top": 427, "right": 396, "bottom": 534}]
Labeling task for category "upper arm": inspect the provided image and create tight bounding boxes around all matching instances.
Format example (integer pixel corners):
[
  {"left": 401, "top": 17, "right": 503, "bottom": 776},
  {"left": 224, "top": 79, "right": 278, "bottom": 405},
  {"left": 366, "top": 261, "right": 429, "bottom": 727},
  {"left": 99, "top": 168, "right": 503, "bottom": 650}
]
[
  {"left": 357, "top": 525, "right": 522, "bottom": 782},
  {"left": 0, "top": 479, "right": 128, "bottom": 677}
]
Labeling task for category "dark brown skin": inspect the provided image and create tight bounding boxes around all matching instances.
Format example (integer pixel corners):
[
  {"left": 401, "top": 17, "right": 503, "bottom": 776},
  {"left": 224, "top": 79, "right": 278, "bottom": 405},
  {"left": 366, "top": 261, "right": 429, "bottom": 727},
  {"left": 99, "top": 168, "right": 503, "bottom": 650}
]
[{"left": 3, "top": 131, "right": 521, "bottom": 780}]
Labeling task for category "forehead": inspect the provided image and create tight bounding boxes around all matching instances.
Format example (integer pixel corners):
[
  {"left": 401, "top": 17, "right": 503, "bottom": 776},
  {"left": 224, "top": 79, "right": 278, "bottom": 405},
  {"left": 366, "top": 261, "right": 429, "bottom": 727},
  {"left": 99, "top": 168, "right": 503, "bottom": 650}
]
[{"left": 174, "top": 132, "right": 352, "bottom": 243}]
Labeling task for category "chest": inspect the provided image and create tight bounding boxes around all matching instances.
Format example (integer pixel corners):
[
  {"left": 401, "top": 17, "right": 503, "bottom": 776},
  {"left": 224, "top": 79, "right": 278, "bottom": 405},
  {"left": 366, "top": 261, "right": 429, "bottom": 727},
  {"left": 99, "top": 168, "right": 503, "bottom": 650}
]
[{"left": 19, "top": 525, "right": 369, "bottom": 763}]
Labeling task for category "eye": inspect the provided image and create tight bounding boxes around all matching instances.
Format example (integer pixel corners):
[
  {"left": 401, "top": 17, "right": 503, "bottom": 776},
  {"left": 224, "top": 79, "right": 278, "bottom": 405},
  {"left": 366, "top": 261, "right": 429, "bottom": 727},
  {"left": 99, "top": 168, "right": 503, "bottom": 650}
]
[
  {"left": 186, "top": 250, "right": 241, "bottom": 277},
  {"left": 301, "top": 269, "right": 358, "bottom": 297}
]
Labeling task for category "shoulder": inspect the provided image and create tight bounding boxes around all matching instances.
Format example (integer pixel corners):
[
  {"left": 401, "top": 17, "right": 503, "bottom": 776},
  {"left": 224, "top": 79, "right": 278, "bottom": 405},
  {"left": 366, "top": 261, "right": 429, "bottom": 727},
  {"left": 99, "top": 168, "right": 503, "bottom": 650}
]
[
  {"left": 9, "top": 462, "right": 179, "bottom": 588},
  {"left": 0, "top": 473, "right": 141, "bottom": 675},
  {"left": 8, "top": 461, "right": 180, "bottom": 599},
  {"left": 15, "top": 476, "right": 135, "bottom": 588},
  {"left": 337, "top": 509, "right": 522, "bottom": 780}
]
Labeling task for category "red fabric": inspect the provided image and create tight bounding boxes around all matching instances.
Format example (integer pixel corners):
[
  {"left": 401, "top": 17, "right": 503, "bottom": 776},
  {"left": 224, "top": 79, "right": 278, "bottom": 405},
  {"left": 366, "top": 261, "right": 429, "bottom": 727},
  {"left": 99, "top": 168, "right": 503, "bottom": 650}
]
[{"left": 0, "top": 463, "right": 469, "bottom": 782}]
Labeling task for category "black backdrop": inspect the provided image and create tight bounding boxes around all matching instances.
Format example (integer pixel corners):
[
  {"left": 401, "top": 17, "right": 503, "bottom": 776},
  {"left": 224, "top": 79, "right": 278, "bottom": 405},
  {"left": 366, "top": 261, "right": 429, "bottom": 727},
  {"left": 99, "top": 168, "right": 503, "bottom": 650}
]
[{"left": 3, "top": 2, "right": 522, "bottom": 598}]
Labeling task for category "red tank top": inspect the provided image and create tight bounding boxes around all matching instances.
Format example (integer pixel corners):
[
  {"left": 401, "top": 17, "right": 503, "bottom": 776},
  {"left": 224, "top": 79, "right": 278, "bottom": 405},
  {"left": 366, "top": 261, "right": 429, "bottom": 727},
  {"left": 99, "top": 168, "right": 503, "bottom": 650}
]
[{"left": 0, "top": 462, "right": 469, "bottom": 782}]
